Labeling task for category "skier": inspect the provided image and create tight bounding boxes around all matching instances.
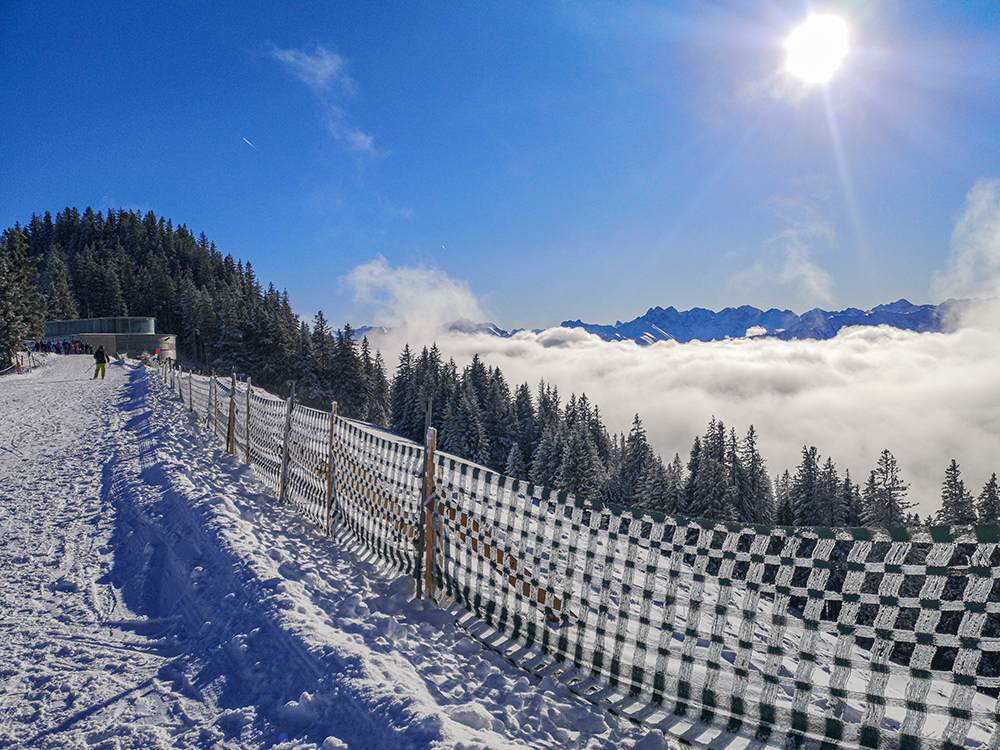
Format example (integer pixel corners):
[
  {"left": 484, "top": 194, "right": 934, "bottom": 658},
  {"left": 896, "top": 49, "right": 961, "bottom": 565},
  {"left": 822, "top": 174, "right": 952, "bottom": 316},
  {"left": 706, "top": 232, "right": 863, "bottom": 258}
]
[{"left": 93, "top": 345, "right": 110, "bottom": 379}]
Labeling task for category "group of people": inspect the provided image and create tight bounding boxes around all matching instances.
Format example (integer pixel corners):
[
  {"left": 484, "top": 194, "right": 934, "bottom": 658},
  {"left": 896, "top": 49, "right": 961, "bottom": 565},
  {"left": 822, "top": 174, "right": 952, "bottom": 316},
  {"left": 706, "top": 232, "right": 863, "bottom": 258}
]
[
  {"left": 33, "top": 340, "right": 95, "bottom": 356},
  {"left": 26, "top": 340, "right": 113, "bottom": 379}
]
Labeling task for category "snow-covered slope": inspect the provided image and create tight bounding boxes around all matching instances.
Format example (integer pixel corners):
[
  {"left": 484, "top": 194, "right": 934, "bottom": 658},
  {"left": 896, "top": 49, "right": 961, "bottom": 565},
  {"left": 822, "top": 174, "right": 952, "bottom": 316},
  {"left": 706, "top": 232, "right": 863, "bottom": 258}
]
[{"left": 0, "top": 356, "right": 670, "bottom": 750}]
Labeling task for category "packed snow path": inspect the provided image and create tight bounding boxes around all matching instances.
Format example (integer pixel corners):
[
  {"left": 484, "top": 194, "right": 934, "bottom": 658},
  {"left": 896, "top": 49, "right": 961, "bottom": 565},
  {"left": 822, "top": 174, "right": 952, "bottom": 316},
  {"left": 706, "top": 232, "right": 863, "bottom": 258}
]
[{"left": 0, "top": 355, "right": 672, "bottom": 750}]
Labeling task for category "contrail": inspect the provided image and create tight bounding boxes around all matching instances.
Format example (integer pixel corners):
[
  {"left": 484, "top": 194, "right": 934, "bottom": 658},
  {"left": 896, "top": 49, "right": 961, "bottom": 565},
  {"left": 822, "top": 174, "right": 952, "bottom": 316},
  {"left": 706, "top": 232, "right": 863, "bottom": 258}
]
[{"left": 243, "top": 137, "right": 258, "bottom": 150}]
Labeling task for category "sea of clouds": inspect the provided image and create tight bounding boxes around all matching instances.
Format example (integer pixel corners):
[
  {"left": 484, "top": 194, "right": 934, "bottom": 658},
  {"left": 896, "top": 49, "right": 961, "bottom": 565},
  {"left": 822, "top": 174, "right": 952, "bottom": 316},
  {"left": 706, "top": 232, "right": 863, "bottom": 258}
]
[{"left": 343, "top": 180, "right": 1000, "bottom": 517}]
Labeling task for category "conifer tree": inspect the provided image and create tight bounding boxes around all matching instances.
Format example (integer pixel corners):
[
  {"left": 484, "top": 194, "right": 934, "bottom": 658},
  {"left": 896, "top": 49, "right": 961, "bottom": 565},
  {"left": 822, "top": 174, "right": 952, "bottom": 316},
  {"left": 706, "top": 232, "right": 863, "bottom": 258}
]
[
  {"left": 774, "top": 470, "right": 794, "bottom": 525},
  {"left": 634, "top": 454, "right": 666, "bottom": 511},
  {"left": 513, "top": 382, "right": 539, "bottom": 464},
  {"left": 861, "top": 450, "right": 912, "bottom": 527},
  {"left": 332, "top": 324, "right": 366, "bottom": 418},
  {"left": 299, "top": 311, "right": 334, "bottom": 406},
  {"left": 663, "top": 454, "right": 685, "bottom": 515},
  {"left": 557, "top": 418, "right": 602, "bottom": 501},
  {"left": 936, "top": 460, "right": 977, "bottom": 525},
  {"left": 818, "top": 457, "right": 845, "bottom": 527},
  {"left": 37, "top": 245, "right": 78, "bottom": 320},
  {"left": 505, "top": 443, "right": 528, "bottom": 481},
  {"left": 977, "top": 473, "right": 1000, "bottom": 525},
  {"left": 841, "top": 470, "right": 863, "bottom": 527},
  {"left": 441, "top": 377, "right": 489, "bottom": 465},
  {"left": 531, "top": 421, "right": 565, "bottom": 489},
  {"left": 363, "top": 343, "right": 391, "bottom": 428},
  {"left": 0, "top": 227, "right": 46, "bottom": 367},
  {"left": 791, "top": 447, "right": 822, "bottom": 526},
  {"left": 682, "top": 434, "right": 702, "bottom": 516},
  {"left": 690, "top": 444, "right": 735, "bottom": 521},
  {"left": 482, "top": 368, "right": 515, "bottom": 472},
  {"left": 618, "top": 415, "right": 652, "bottom": 505},
  {"left": 599, "top": 432, "right": 631, "bottom": 505},
  {"left": 741, "top": 426, "right": 772, "bottom": 524},
  {"left": 726, "top": 428, "right": 751, "bottom": 523},
  {"left": 390, "top": 345, "right": 416, "bottom": 439}
]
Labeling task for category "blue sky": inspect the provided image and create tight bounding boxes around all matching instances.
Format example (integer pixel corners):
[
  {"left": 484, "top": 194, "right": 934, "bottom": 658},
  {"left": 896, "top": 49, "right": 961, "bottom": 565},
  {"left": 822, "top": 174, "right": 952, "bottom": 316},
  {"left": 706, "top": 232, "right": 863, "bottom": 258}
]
[{"left": 2, "top": 0, "right": 998, "bottom": 330}]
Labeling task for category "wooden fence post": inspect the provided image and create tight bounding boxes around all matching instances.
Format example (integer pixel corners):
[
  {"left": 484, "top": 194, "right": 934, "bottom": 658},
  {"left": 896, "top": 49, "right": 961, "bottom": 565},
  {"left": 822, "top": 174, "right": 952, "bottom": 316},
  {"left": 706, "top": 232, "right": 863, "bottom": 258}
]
[
  {"left": 422, "top": 426, "right": 438, "bottom": 601},
  {"left": 209, "top": 371, "right": 217, "bottom": 437},
  {"left": 278, "top": 382, "right": 295, "bottom": 504},
  {"left": 324, "top": 402, "right": 339, "bottom": 535},
  {"left": 227, "top": 373, "right": 237, "bottom": 455},
  {"left": 188, "top": 370, "right": 194, "bottom": 412},
  {"left": 244, "top": 376, "right": 252, "bottom": 464}
]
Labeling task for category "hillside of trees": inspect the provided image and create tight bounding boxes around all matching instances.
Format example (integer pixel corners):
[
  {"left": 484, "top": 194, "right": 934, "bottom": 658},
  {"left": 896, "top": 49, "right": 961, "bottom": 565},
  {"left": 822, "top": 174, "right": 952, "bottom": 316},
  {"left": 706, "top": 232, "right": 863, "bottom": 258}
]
[{"left": 3, "top": 207, "right": 998, "bottom": 528}]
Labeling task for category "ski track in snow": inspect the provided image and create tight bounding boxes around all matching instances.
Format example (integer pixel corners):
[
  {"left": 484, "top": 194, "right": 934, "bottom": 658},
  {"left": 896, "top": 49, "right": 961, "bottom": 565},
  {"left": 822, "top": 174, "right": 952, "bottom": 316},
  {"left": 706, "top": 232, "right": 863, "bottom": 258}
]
[{"left": 0, "top": 356, "right": 673, "bottom": 750}]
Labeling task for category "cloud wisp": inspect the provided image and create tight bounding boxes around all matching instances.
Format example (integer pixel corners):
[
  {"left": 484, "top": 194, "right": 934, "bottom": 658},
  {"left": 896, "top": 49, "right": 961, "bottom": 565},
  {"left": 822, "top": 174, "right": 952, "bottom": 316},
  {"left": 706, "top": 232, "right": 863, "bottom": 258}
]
[
  {"left": 269, "top": 43, "right": 379, "bottom": 156},
  {"left": 341, "top": 255, "right": 489, "bottom": 340},
  {"left": 728, "top": 197, "right": 837, "bottom": 308},
  {"left": 931, "top": 178, "right": 1000, "bottom": 303}
]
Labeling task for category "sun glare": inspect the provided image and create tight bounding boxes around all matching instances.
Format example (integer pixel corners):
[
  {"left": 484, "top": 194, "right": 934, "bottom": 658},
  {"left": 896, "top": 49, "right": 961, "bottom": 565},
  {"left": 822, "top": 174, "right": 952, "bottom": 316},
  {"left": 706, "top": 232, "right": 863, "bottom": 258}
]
[{"left": 785, "top": 15, "right": 849, "bottom": 84}]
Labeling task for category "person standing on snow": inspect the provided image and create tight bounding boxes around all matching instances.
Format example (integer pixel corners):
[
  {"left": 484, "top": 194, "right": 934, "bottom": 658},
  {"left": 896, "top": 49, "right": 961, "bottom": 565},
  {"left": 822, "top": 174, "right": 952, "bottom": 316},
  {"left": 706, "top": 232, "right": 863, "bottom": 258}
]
[{"left": 93, "top": 345, "right": 110, "bottom": 379}]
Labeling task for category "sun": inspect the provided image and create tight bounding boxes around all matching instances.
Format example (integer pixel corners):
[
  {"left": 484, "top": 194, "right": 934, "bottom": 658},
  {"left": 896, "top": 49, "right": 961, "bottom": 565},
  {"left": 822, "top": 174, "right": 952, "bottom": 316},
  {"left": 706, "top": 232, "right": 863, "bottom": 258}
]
[{"left": 785, "top": 15, "right": 849, "bottom": 84}]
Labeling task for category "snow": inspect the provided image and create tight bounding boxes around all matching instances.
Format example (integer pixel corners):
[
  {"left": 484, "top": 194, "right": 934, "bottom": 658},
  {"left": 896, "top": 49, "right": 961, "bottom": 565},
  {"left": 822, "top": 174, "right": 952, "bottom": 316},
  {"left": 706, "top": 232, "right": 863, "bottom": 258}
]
[{"left": 0, "top": 355, "right": 669, "bottom": 749}]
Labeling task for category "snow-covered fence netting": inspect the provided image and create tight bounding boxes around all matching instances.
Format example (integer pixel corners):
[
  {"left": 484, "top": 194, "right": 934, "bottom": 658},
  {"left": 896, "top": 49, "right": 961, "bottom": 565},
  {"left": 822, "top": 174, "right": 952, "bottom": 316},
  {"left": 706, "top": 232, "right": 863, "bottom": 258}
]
[{"left": 155, "top": 362, "right": 1000, "bottom": 750}]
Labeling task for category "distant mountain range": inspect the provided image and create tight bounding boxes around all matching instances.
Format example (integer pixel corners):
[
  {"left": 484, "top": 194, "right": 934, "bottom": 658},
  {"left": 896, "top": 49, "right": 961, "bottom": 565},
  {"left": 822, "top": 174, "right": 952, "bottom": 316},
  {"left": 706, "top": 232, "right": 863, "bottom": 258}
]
[
  {"left": 556, "top": 299, "right": 977, "bottom": 344},
  {"left": 408, "top": 299, "right": 975, "bottom": 345}
]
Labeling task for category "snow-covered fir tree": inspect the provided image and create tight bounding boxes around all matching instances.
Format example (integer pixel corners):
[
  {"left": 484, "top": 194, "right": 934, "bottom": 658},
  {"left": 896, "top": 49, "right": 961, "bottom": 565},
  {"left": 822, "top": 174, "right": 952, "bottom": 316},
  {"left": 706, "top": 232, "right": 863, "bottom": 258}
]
[
  {"left": 773, "top": 470, "right": 794, "bottom": 525},
  {"left": 976, "top": 473, "right": 1000, "bottom": 525},
  {"left": 332, "top": 323, "right": 366, "bottom": 418},
  {"left": 686, "top": 420, "right": 735, "bottom": 521},
  {"left": 512, "top": 382, "right": 539, "bottom": 469},
  {"left": 818, "top": 457, "right": 845, "bottom": 527},
  {"left": 790, "top": 447, "right": 821, "bottom": 526},
  {"left": 861, "top": 450, "right": 912, "bottom": 527},
  {"left": 617, "top": 415, "right": 653, "bottom": 507},
  {"left": 841, "top": 470, "right": 863, "bottom": 526},
  {"left": 505, "top": 443, "right": 528, "bottom": 481},
  {"left": 298, "top": 311, "right": 335, "bottom": 406},
  {"left": 740, "top": 426, "right": 773, "bottom": 524},
  {"left": 634, "top": 454, "right": 668, "bottom": 512},
  {"left": 482, "top": 368, "right": 516, "bottom": 472},
  {"left": 530, "top": 421, "right": 565, "bottom": 489},
  {"left": 936, "top": 459, "right": 977, "bottom": 525},
  {"left": 556, "top": 418, "right": 602, "bottom": 502},
  {"left": 441, "top": 377, "right": 489, "bottom": 466}
]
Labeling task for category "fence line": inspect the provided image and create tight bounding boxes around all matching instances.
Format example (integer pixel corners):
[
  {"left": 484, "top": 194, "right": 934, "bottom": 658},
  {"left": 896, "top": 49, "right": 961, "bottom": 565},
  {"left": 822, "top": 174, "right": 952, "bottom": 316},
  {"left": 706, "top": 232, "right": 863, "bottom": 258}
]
[{"left": 155, "top": 361, "right": 1000, "bottom": 750}]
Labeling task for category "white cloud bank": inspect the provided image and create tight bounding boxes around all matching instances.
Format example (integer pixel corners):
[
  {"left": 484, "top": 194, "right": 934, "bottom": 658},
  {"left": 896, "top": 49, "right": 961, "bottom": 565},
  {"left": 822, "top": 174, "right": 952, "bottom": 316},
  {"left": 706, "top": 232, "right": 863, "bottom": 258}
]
[
  {"left": 344, "top": 182, "right": 1000, "bottom": 517},
  {"left": 403, "top": 324, "right": 999, "bottom": 518}
]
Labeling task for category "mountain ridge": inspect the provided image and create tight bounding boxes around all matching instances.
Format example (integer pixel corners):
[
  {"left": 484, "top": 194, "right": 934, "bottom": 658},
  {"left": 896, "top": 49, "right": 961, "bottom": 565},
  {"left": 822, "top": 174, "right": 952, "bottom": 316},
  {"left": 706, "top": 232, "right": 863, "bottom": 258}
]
[
  {"left": 359, "top": 299, "right": 979, "bottom": 345},
  {"left": 557, "top": 298, "right": 969, "bottom": 344}
]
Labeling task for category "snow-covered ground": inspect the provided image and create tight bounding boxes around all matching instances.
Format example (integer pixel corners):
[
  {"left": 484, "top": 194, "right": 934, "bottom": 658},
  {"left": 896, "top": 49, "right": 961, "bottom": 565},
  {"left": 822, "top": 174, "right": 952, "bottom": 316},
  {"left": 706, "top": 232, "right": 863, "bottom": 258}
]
[{"left": 0, "top": 354, "right": 676, "bottom": 750}]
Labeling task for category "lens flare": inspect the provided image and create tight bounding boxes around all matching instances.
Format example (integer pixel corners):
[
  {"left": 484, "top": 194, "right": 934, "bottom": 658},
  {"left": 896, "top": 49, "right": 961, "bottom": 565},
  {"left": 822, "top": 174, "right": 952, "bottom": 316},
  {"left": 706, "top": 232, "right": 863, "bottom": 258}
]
[{"left": 785, "top": 15, "right": 849, "bottom": 84}]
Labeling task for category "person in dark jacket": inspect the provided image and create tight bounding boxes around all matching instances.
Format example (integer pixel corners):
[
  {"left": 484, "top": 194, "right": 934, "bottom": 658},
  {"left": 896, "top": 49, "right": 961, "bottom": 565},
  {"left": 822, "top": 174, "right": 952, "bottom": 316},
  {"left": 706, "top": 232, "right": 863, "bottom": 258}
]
[{"left": 93, "top": 346, "right": 110, "bottom": 379}]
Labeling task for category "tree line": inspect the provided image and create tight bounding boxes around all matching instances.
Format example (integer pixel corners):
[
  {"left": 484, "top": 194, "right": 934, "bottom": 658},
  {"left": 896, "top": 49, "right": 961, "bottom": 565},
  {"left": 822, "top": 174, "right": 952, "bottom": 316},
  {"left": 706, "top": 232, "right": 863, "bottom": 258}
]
[{"left": 2, "top": 207, "right": 997, "bottom": 528}]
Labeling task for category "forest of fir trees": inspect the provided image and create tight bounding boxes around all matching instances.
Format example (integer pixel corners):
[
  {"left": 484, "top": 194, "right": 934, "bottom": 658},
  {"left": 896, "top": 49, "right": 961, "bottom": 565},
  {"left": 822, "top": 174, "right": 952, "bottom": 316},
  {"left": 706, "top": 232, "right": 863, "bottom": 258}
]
[{"left": 3, "top": 207, "right": 999, "bottom": 529}]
